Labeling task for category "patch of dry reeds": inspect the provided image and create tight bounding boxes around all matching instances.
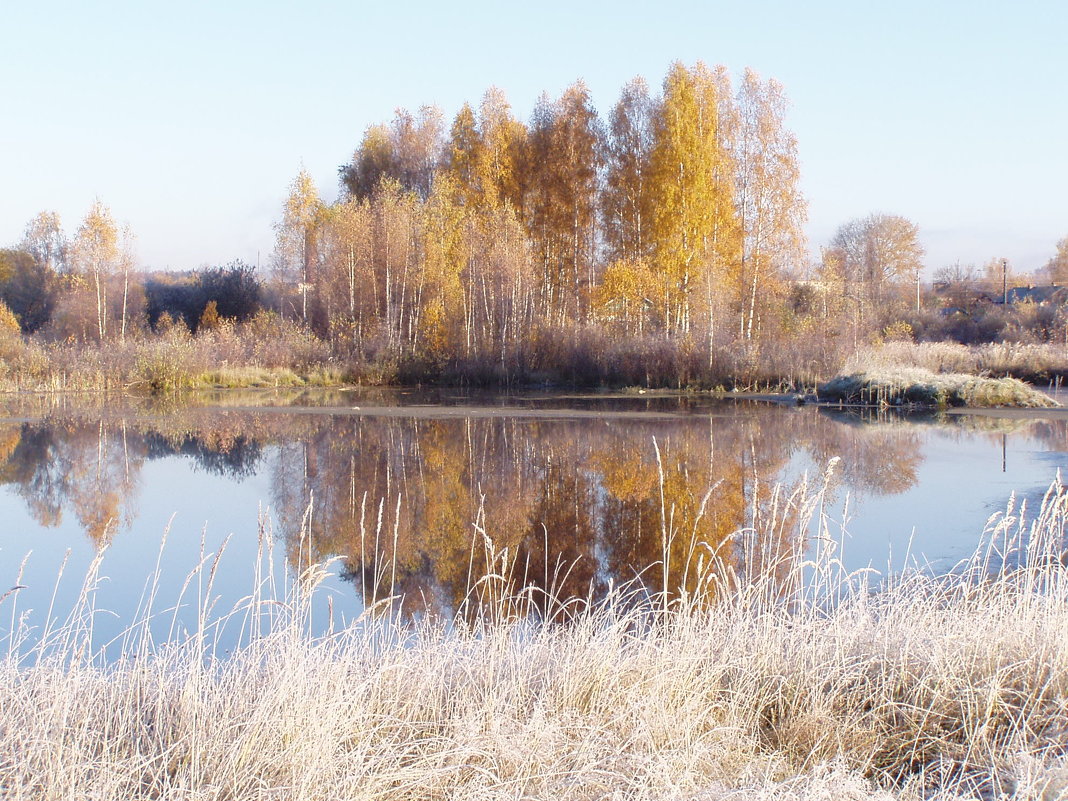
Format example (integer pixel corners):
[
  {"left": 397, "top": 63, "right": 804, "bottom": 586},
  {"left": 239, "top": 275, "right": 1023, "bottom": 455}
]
[
  {"left": 2, "top": 471, "right": 1068, "bottom": 799},
  {"left": 820, "top": 367, "right": 1058, "bottom": 408},
  {"left": 0, "top": 313, "right": 344, "bottom": 395},
  {"left": 851, "top": 341, "right": 1068, "bottom": 386}
]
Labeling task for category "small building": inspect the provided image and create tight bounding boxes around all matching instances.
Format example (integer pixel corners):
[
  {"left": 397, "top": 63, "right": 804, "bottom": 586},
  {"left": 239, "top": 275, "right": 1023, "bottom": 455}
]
[{"left": 1000, "top": 285, "right": 1068, "bottom": 305}]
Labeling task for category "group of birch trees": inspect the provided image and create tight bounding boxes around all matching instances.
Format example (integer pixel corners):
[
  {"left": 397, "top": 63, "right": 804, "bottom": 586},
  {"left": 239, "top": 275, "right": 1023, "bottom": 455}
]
[
  {"left": 2, "top": 202, "right": 136, "bottom": 341},
  {"left": 274, "top": 62, "right": 808, "bottom": 361}
]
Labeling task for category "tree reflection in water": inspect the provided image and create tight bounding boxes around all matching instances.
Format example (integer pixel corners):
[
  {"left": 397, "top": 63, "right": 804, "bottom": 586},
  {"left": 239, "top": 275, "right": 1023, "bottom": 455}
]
[{"left": 0, "top": 397, "right": 1059, "bottom": 620}]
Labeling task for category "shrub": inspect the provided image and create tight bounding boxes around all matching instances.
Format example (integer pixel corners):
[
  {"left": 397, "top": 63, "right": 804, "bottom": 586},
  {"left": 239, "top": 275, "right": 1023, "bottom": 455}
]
[
  {"left": 198, "top": 300, "right": 222, "bottom": 331},
  {"left": 133, "top": 333, "right": 201, "bottom": 394},
  {"left": 881, "top": 320, "right": 914, "bottom": 342},
  {"left": 0, "top": 299, "right": 23, "bottom": 336}
]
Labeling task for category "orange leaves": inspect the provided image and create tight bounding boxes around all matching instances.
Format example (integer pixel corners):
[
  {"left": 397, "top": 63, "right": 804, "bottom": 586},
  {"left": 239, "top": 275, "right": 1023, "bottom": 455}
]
[
  {"left": 594, "top": 259, "right": 662, "bottom": 335},
  {"left": 647, "top": 62, "right": 741, "bottom": 335}
]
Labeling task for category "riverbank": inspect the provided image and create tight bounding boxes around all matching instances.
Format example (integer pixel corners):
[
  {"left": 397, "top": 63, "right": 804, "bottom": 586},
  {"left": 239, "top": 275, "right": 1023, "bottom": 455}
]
[
  {"left": 3, "top": 478, "right": 1067, "bottom": 800},
  {"left": 4, "top": 330, "right": 1068, "bottom": 410}
]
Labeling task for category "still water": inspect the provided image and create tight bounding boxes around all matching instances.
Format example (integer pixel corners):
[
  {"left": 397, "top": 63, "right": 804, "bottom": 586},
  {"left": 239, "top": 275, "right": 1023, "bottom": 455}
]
[{"left": 2, "top": 389, "right": 1067, "bottom": 646}]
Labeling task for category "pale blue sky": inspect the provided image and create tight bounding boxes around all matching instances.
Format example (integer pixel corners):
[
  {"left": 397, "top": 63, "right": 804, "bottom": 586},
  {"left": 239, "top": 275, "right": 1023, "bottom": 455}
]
[{"left": 2, "top": 0, "right": 1065, "bottom": 275}]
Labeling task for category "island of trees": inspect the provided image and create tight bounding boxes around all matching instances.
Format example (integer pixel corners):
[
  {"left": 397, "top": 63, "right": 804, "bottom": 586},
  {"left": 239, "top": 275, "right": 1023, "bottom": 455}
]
[{"left": 3, "top": 61, "right": 1068, "bottom": 392}]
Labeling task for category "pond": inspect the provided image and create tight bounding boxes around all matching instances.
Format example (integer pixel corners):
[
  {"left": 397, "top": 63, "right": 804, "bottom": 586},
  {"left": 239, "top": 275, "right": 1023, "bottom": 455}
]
[{"left": 2, "top": 389, "right": 1068, "bottom": 652}]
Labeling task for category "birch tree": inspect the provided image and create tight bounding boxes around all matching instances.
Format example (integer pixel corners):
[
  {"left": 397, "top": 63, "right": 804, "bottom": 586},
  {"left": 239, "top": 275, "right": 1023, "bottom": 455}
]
[
  {"left": 828, "top": 213, "right": 924, "bottom": 302},
  {"left": 825, "top": 213, "right": 925, "bottom": 335},
  {"left": 274, "top": 168, "right": 323, "bottom": 323},
  {"left": 646, "top": 62, "right": 739, "bottom": 336},
  {"left": 443, "top": 102, "right": 485, "bottom": 208},
  {"left": 340, "top": 107, "right": 444, "bottom": 202},
  {"left": 390, "top": 105, "right": 444, "bottom": 201},
  {"left": 1044, "top": 237, "right": 1068, "bottom": 284},
  {"left": 734, "top": 69, "right": 807, "bottom": 341},
  {"left": 603, "top": 77, "right": 656, "bottom": 265},
  {"left": 319, "top": 199, "right": 373, "bottom": 346},
  {"left": 478, "top": 87, "right": 527, "bottom": 211},
  {"left": 21, "top": 211, "right": 67, "bottom": 273},
  {"left": 420, "top": 175, "right": 468, "bottom": 355},
  {"left": 70, "top": 200, "right": 131, "bottom": 341},
  {"left": 521, "top": 82, "right": 602, "bottom": 323}
]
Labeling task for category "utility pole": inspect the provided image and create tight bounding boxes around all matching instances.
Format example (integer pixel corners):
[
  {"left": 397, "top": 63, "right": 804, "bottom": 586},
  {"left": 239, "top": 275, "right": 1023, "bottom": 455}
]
[{"left": 1003, "top": 258, "right": 1008, "bottom": 305}]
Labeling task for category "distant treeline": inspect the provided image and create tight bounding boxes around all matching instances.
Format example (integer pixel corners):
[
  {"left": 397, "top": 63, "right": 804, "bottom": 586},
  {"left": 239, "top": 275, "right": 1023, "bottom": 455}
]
[
  {"left": 4, "top": 61, "right": 1068, "bottom": 390},
  {"left": 3, "top": 64, "right": 811, "bottom": 360},
  {"left": 0, "top": 209, "right": 266, "bottom": 333}
]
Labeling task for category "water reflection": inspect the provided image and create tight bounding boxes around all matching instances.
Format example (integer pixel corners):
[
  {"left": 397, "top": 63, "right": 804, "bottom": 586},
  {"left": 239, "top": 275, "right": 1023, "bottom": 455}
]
[
  {"left": 0, "top": 420, "right": 141, "bottom": 545},
  {"left": 2, "top": 394, "right": 1065, "bottom": 619}
]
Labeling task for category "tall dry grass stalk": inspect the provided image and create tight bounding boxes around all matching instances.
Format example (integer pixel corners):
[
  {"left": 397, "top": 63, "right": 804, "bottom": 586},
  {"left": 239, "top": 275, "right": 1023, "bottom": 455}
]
[{"left": 2, "top": 471, "right": 1068, "bottom": 800}]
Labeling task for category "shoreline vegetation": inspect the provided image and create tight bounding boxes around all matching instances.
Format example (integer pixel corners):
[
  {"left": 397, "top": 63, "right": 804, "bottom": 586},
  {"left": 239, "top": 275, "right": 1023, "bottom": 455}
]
[
  {"left": 3, "top": 474, "right": 1068, "bottom": 799},
  {"left": 0, "top": 324, "right": 1065, "bottom": 408},
  {"left": 818, "top": 369, "right": 1058, "bottom": 409}
]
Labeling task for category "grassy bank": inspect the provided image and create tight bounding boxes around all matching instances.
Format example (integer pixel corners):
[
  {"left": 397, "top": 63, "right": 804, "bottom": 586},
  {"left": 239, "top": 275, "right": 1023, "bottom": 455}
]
[
  {"left": 817, "top": 341, "right": 1068, "bottom": 408},
  {"left": 849, "top": 341, "right": 1068, "bottom": 386},
  {"left": 0, "top": 317, "right": 342, "bottom": 394},
  {"left": 0, "top": 319, "right": 841, "bottom": 394},
  {"left": 3, "top": 477, "right": 1068, "bottom": 799},
  {"left": 4, "top": 324, "right": 1068, "bottom": 405},
  {"left": 819, "top": 368, "right": 1058, "bottom": 408}
]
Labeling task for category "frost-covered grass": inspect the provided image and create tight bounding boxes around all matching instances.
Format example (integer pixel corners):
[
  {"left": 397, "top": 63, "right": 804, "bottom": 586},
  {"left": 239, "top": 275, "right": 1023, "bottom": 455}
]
[
  {"left": 820, "top": 341, "right": 1068, "bottom": 408},
  {"left": 2, "top": 476, "right": 1068, "bottom": 800},
  {"left": 851, "top": 341, "right": 1068, "bottom": 384},
  {"left": 819, "top": 367, "right": 1058, "bottom": 408}
]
